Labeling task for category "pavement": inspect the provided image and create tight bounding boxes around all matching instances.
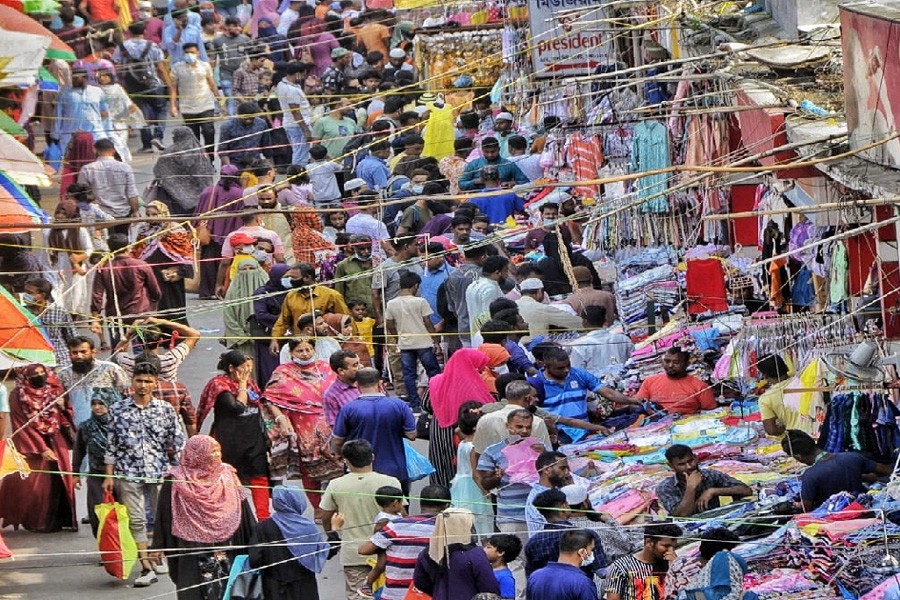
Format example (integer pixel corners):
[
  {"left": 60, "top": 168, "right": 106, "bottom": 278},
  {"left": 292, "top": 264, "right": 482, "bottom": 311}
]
[{"left": 0, "top": 127, "right": 431, "bottom": 598}]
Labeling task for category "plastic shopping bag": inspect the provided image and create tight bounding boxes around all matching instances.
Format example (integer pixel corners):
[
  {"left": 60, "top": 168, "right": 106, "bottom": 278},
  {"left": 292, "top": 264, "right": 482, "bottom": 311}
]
[
  {"left": 44, "top": 142, "right": 62, "bottom": 173},
  {"left": 404, "top": 440, "right": 435, "bottom": 481},
  {"left": 95, "top": 491, "right": 138, "bottom": 579},
  {"left": 224, "top": 554, "right": 263, "bottom": 600}
]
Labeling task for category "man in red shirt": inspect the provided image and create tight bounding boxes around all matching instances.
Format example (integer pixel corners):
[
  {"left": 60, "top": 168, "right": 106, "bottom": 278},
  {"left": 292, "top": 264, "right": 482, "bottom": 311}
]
[{"left": 634, "top": 348, "right": 717, "bottom": 415}]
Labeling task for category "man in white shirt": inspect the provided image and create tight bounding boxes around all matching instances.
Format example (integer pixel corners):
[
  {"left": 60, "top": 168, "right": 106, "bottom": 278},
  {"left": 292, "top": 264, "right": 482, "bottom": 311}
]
[
  {"left": 276, "top": 0, "right": 303, "bottom": 35},
  {"left": 566, "top": 305, "right": 633, "bottom": 378},
  {"left": 508, "top": 135, "right": 544, "bottom": 182},
  {"left": 515, "top": 278, "right": 583, "bottom": 337},
  {"left": 345, "top": 194, "right": 391, "bottom": 259},
  {"left": 168, "top": 42, "right": 222, "bottom": 156},
  {"left": 276, "top": 62, "right": 313, "bottom": 167},
  {"left": 465, "top": 255, "right": 509, "bottom": 338}
]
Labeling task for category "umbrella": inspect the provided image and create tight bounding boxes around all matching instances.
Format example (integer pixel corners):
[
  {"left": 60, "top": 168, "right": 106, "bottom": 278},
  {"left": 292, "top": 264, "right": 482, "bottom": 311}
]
[
  {"left": 0, "top": 129, "right": 53, "bottom": 186},
  {"left": 0, "top": 6, "right": 75, "bottom": 60},
  {"left": 0, "top": 170, "right": 49, "bottom": 233},
  {"left": 0, "top": 112, "right": 25, "bottom": 136},
  {"left": 0, "top": 0, "right": 59, "bottom": 13},
  {"left": 0, "top": 27, "right": 50, "bottom": 86},
  {"left": 0, "top": 284, "right": 55, "bottom": 367}
]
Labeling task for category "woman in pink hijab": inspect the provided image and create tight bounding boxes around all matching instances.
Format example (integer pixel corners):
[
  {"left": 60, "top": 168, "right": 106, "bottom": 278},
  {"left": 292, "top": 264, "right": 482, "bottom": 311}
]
[
  {"left": 248, "top": 0, "right": 279, "bottom": 37},
  {"left": 427, "top": 348, "right": 494, "bottom": 487},
  {"left": 152, "top": 435, "right": 257, "bottom": 595}
]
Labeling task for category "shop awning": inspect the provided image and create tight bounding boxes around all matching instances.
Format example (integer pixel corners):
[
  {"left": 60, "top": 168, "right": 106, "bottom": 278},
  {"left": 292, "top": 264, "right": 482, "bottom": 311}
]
[
  {"left": 0, "top": 27, "right": 50, "bottom": 86},
  {"left": 0, "top": 129, "right": 52, "bottom": 186},
  {"left": 0, "top": 0, "right": 59, "bottom": 13},
  {"left": 0, "top": 111, "right": 24, "bottom": 136},
  {"left": 0, "top": 170, "right": 48, "bottom": 232},
  {"left": 0, "top": 6, "right": 75, "bottom": 60}
]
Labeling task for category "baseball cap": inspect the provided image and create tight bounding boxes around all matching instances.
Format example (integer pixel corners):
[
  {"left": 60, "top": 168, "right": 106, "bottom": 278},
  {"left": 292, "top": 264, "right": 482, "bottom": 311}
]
[
  {"left": 389, "top": 48, "right": 406, "bottom": 59},
  {"left": 495, "top": 111, "right": 514, "bottom": 122},
  {"left": 344, "top": 178, "right": 368, "bottom": 192},
  {"left": 519, "top": 278, "right": 544, "bottom": 292},
  {"left": 230, "top": 232, "right": 257, "bottom": 246},
  {"left": 331, "top": 47, "right": 349, "bottom": 59},
  {"left": 561, "top": 485, "right": 588, "bottom": 506}
]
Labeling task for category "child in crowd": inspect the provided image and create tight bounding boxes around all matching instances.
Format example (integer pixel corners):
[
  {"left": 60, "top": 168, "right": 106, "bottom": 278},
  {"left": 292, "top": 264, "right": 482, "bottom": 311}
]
[
  {"left": 483, "top": 534, "right": 521, "bottom": 599},
  {"left": 325, "top": 210, "right": 348, "bottom": 242},
  {"left": 472, "top": 214, "right": 490, "bottom": 238},
  {"left": 361, "top": 485, "right": 405, "bottom": 597},
  {"left": 349, "top": 300, "right": 376, "bottom": 362},
  {"left": 307, "top": 144, "right": 343, "bottom": 210},
  {"left": 451, "top": 402, "right": 493, "bottom": 536},
  {"left": 277, "top": 165, "right": 313, "bottom": 207},
  {"left": 476, "top": 320, "right": 512, "bottom": 394}
]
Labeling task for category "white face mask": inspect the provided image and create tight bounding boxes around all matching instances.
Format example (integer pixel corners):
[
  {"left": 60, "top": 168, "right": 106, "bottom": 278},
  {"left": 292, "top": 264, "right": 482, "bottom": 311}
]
[
  {"left": 239, "top": 245, "right": 255, "bottom": 254},
  {"left": 184, "top": 53, "right": 198, "bottom": 64},
  {"left": 139, "top": 10, "right": 152, "bottom": 18},
  {"left": 293, "top": 357, "right": 317, "bottom": 367},
  {"left": 505, "top": 434, "right": 522, "bottom": 444},
  {"left": 580, "top": 552, "right": 595, "bottom": 567}
]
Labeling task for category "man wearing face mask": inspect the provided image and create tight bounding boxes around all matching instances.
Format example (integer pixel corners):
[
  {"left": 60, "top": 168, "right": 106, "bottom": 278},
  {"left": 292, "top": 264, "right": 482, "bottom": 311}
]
[
  {"left": 395, "top": 170, "right": 436, "bottom": 235},
  {"left": 476, "top": 410, "right": 551, "bottom": 536},
  {"left": 22, "top": 278, "right": 77, "bottom": 369},
  {"left": 216, "top": 213, "right": 285, "bottom": 296},
  {"left": 527, "top": 530, "right": 601, "bottom": 600},
  {"left": 218, "top": 101, "right": 272, "bottom": 168},
  {"left": 335, "top": 234, "right": 376, "bottom": 312},
  {"left": 51, "top": 66, "right": 109, "bottom": 154},
  {"left": 211, "top": 17, "right": 251, "bottom": 115},
  {"left": 169, "top": 42, "right": 222, "bottom": 154},
  {"left": 276, "top": 62, "right": 314, "bottom": 168},
  {"left": 58, "top": 336, "right": 128, "bottom": 427},
  {"left": 269, "top": 263, "right": 350, "bottom": 355}
]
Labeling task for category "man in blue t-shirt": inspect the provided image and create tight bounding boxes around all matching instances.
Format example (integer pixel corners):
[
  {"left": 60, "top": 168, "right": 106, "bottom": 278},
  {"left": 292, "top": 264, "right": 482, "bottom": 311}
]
[
  {"left": 782, "top": 429, "right": 893, "bottom": 511},
  {"left": 332, "top": 367, "right": 417, "bottom": 490},
  {"left": 528, "top": 346, "right": 639, "bottom": 443},
  {"left": 469, "top": 165, "right": 525, "bottom": 225},
  {"left": 527, "top": 530, "right": 599, "bottom": 600}
]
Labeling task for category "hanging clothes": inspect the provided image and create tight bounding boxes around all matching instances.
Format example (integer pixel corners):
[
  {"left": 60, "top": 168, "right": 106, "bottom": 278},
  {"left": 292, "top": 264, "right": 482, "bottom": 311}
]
[
  {"left": 566, "top": 132, "right": 603, "bottom": 199},
  {"left": 630, "top": 120, "right": 671, "bottom": 213},
  {"left": 686, "top": 258, "right": 728, "bottom": 315},
  {"left": 422, "top": 101, "right": 456, "bottom": 160},
  {"left": 830, "top": 241, "right": 849, "bottom": 305}
]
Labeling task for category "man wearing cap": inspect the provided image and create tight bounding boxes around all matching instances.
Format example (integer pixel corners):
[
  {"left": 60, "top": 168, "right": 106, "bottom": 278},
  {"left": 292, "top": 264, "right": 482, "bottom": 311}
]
[
  {"left": 490, "top": 112, "right": 518, "bottom": 157},
  {"left": 459, "top": 137, "right": 529, "bottom": 191},
  {"left": 345, "top": 177, "right": 371, "bottom": 198},
  {"left": 277, "top": 62, "right": 314, "bottom": 167},
  {"left": 563, "top": 266, "right": 617, "bottom": 322},
  {"left": 385, "top": 48, "right": 416, "bottom": 81},
  {"left": 322, "top": 47, "right": 352, "bottom": 95},
  {"left": 515, "top": 278, "right": 583, "bottom": 337}
]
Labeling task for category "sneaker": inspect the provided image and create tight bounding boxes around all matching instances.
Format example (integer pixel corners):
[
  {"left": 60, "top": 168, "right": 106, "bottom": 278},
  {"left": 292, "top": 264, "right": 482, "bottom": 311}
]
[
  {"left": 134, "top": 570, "right": 158, "bottom": 587},
  {"left": 150, "top": 138, "right": 166, "bottom": 151},
  {"left": 154, "top": 561, "right": 169, "bottom": 574},
  {"left": 358, "top": 585, "right": 375, "bottom": 598}
]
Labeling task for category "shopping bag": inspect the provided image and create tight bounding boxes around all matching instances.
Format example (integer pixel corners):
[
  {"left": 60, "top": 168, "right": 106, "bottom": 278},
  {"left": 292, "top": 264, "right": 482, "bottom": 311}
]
[
  {"left": 404, "top": 440, "right": 435, "bottom": 481},
  {"left": 95, "top": 491, "right": 138, "bottom": 579},
  {"left": 223, "top": 554, "right": 263, "bottom": 600},
  {"left": 44, "top": 141, "right": 62, "bottom": 173},
  {"left": 404, "top": 583, "right": 431, "bottom": 600}
]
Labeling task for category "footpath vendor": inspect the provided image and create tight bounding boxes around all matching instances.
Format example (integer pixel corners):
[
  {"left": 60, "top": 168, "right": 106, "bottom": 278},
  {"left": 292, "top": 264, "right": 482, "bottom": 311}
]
[
  {"left": 782, "top": 429, "right": 893, "bottom": 512},
  {"left": 634, "top": 348, "right": 717, "bottom": 415},
  {"left": 757, "top": 354, "right": 793, "bottom": 438},
  {"left": 656, "top": 445, "right": 753, "bottom": 517}
]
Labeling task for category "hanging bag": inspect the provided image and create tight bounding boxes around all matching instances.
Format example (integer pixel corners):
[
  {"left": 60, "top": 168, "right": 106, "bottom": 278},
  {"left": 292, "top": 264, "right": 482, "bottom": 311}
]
[
  {"left": 223, "top": 554, "right": 264, "bottom": 600},
  {"left": 404, "top": 439, "right": 435, "bottom": 481},
  {"left": 95, "top": 491, "right": 139, "bottom": 579}
]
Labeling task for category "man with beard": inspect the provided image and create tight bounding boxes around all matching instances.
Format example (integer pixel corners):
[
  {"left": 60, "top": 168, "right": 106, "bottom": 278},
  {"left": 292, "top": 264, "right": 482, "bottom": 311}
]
[
  {"left": 58, "top": 336, "right": 128, "bottom": 427},
  {"left": 605, "top": 523, "right": 682, "bottom": 600},
  {"left": 335, "top": 235, "right": 376, "bottom": 311},
  {"left": 524, "top": 451, "right": 573, "bottom": 536},
  {"left": 255, "top": 186, "right": 293, "bottom": 264},
  {"left": 269, "top": 263, "right": 350, "bottom": 355},
  {"left": 323, "top": 350, "right": 361, "bottom": 427},
  {"left": 656, "top": 444, "right": 752, "bottom": 517},
  {"left": 634, "top": 347, "right": 717, "bottom": 416}
]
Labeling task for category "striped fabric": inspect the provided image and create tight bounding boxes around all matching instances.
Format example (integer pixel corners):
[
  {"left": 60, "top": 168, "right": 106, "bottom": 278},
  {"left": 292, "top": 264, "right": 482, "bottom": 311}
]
[{"left": 370, "top": 515, "right": 438, "bottom": 600}]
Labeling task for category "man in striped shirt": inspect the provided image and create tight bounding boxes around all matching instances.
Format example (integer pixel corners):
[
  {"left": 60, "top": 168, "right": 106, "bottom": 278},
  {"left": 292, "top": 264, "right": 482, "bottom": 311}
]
[
  {"left": 359, "top": 484, "right": 451, "bottom": 600},
  {"left": 604, "top": 523, "right": 682, "bottom": 600}
]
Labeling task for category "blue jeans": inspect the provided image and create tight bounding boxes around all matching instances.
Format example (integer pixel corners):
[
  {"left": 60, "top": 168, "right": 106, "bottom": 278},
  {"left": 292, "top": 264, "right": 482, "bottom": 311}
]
[
  {"left": 284, "top": 122, "right": 310, "bottom": 167},
  {"left": 220, "top": 78, "right": 238, "bottom": 116},
  {"left": 400, "top": 347, "right": 441, "bottom": 409},
  {"left": 135, "top": 86, "right": 168, "bottom": 148}
]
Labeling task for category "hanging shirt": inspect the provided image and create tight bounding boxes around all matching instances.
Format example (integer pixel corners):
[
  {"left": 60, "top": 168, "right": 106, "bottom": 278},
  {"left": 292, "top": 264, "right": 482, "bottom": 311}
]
[{"left": 630, "top": 120, "right": 670, "bottom": 213}]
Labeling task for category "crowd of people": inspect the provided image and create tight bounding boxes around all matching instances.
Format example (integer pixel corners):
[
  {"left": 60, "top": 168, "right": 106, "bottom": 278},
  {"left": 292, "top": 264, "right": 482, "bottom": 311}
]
[{"left": 0, "top": 1, "right": 894, "bottom": 600}]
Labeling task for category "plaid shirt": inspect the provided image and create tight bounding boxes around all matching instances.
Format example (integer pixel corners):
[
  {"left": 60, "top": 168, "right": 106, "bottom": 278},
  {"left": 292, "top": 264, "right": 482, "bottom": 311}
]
[
  {"left": 323, "top": 379, "right": 360, "bottom": 427},
  {"left": 321, "top": 65, "right": 345, "bottom": 93},
  {"left": 231, "top": 64, "right": 262, "bottom": 99},
  {"left": 154, "top": 380, "right": 197, "bottom": 430},
  {"left": 36, "top": 305, "right": 76, "bottom": 369}
]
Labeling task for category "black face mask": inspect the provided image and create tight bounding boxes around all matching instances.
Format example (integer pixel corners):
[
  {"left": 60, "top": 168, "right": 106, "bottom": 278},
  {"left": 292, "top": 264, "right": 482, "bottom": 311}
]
[
  {"left": 71, "top": 358, "right": 94, "bottom": 374},
  {"left": 28, "top": 375, "right": 47, "bottom": 388},
  {"left": 527, "top": 404, "right": 538, "bottom": 414},
  {"left": 290, "top": 279, "right": 305, "bottom": 288}
]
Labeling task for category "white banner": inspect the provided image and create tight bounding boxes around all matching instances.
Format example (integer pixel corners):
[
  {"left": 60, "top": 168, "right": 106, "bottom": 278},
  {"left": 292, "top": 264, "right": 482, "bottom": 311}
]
[{"left": 529, "top": 0, "right": 613, "bottom": 77}]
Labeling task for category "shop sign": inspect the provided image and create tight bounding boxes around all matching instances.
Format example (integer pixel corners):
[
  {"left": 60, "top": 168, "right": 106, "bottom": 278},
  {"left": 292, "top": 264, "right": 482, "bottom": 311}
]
[{"left": 530, "top": 0, "right": 612, "bottom": 77}]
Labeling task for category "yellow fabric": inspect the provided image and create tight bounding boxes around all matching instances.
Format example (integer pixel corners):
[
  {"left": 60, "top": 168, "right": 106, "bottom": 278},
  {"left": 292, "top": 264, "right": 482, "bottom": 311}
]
[
  {"left": 394, "top": 0, "right": 438, "bottom": 7},
  {"left": 759, "top": 379, "right": 795, "bottom": 439},
  {"left": 95, "top": 498, "right": 138, "bottom": 579},
  {"left": 0, "top": 439, "right": 29, "bottom": 480},
  {"left": 422, "top": 102, "right": 456, "bottom": 160}
]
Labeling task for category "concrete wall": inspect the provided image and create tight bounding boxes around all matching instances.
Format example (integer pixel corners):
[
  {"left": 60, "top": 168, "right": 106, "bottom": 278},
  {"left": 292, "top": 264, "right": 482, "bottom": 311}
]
[{"left": 767, "top": 0, "right": 840, "bottom": 37}]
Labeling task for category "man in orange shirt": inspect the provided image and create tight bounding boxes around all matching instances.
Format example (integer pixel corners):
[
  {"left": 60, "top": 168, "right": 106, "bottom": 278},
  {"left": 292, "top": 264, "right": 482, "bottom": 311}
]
[
  {"left": 634, "top": 348, "right": 717, "bottom": 415},
  {"left": 356, "top": 10, "right": 391, "bottom": 57}
]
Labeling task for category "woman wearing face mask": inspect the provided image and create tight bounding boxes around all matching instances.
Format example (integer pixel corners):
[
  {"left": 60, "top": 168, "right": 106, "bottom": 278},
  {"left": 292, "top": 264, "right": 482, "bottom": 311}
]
[
  {"left": 252, "top": 263, "right": 292, "bottom": 387},
  {"left": 223, "top": 258, "right": 269, "bottom": 362},
  {"left": 72, "top": 387, "right": 121, "bottom": 537},
  {"left": 0, "top": 364, "right": 77, "bottom": 533},
  {"left": 95, "top": 68, "right": 137, "bottom": 162},
  {"left": 198, "top": 350, "right": 287, "bottom": 519},
  {"left": 427, "top": 349, "right": 495, "bottom": 488},
  {"left": 131, "top": 201, "right": 195, "bottom": 324},
  {"left": 263, "top": 337, "right": 343, "bottom": 509}
]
